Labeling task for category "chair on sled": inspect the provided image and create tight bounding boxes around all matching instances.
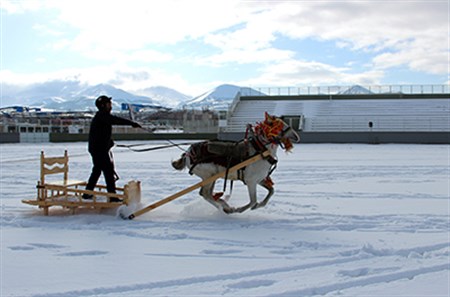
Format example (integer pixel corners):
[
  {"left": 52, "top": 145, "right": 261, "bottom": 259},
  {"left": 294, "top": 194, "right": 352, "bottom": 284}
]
[{"left": 22, "top": 150, "right": 141, "bottom": 215}]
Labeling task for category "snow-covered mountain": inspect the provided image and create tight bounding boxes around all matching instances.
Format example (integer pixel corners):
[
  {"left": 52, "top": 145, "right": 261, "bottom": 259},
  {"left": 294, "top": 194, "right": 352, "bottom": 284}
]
[
  {"left": 2, "top": 81, "right": 270, "bottom": 112},
  {"left": 339, "top": 85, "right": 374, "bottom": 95},
  {"left": 1, "top": 81, "right": 178, "bottom": 111},
  {"left": 181, "top": 84, "right": 266, "bottom": 110},
  {"left": 27, "top": 83, "right": 158, "bottom": 111},
  {"left": 2, "top": 80, "right": 382, "bottom": 112},
  {"left": 2, "top": 80, "right": 84, "bottom": 108},
  {"left": 139, "top": 86, "right": 192, "bottom": 108}
]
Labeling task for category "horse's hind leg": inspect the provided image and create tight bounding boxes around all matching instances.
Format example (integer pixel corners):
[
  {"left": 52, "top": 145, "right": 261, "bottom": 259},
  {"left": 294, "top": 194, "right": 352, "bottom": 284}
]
[
  {"left": 200, "top": 181, "right": 234, "bottom": 213},
  {"left": 252, "top": 177, "right": 274, "bottom": 210}
]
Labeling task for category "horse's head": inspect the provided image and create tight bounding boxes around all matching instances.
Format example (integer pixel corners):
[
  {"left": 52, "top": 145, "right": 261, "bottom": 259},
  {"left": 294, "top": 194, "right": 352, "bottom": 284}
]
[{"left": 255, "top": 112, "right": 300, "bottom": 151}]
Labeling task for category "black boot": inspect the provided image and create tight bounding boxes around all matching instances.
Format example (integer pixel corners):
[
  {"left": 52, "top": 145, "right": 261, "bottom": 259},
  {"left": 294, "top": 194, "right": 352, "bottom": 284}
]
[{"left": 82, "top": 193, "right": 93, "bottom": 200}]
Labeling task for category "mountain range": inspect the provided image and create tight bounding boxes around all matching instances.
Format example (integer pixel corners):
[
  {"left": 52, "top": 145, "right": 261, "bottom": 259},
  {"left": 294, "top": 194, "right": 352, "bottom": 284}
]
[
  {"left": 1, "top": 80, "right": 255, "bottom": 111},
  {"left": 1, "top": 81, "right": 171, "bottom": 111},
  {"left": 0, "top": 81, "right": 373, "bottom": 111}
]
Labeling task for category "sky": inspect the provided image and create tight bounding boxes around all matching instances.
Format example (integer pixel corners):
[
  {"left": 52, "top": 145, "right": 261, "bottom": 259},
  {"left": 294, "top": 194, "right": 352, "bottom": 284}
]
[{"left": 1, "top": 0, "right": 449, "bottom": 96}]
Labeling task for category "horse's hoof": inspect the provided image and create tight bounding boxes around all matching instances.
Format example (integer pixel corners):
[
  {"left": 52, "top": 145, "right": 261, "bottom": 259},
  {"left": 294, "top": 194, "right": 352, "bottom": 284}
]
[
  {"left": 251, "top": 202, "right": 265, "bottom": 210},
  {"left": 234, "top": 206, "right": 248, "bottom": 213},
  {"left": 223, "top": 207, "right": 234, "bottom": 214},
  {"left": 217, "top": 199, "right": 234, "bottom": 214}
]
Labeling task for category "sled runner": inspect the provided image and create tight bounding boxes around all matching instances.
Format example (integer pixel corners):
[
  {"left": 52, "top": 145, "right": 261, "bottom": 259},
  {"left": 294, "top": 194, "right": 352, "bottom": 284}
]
[{"left": 22, "top": 150, "right": 141, "bottom": 215}]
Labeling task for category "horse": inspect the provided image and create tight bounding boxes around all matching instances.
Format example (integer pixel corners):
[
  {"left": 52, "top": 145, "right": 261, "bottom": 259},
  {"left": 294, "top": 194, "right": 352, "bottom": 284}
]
[{"left": 171, "top": 112, "right": 300, "bottom": 214}]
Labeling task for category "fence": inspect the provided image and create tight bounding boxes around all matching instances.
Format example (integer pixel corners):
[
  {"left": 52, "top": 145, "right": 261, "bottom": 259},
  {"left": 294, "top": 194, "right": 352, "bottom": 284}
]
[{"left": 240, "top": 84, "right": 449, "bottom": 96}]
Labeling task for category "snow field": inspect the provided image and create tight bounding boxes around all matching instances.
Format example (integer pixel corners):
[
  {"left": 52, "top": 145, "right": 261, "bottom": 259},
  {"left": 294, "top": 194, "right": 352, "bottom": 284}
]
[{"left": 1, "top": 142, "right": 449, "bottom": 296}]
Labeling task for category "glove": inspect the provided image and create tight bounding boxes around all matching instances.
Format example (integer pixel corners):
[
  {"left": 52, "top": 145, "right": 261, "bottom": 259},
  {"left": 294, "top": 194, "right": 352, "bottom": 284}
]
[{"left": 132, "top": 122, "right": 142, "bottom": 128}]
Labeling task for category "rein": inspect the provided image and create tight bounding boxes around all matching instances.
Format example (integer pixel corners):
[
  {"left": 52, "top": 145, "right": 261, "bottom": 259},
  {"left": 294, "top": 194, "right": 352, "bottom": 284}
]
[{"left": 117, "top": 142, "right": 192, "bottom": 152}]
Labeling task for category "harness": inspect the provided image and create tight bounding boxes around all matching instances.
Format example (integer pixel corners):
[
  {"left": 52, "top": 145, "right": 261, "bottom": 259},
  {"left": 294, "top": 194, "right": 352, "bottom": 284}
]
[
  {"left": 187, "top": 139, "right": 265, "bottom": 176},
  {"left": 186, "top": 122, "right": 280, "bottom": 196}
]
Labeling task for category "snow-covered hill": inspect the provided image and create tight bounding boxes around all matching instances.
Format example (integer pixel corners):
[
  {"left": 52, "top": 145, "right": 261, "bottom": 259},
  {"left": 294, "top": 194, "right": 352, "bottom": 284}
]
[
  {"left": 182, "top": 84, "right": 266, "bottom": 110},
  {"left": 1, "top": 81, "right": 380, "bottom": 112},
  {"left": 1, "top": 80, "right": 84, "bottom": 108},
  {"left": 339, "top": 85, "right": 374, "bottom": 95},
  {"left": 24, "top": 84, "right": 158, "bottom": 111},
  {"left": 139, "top": 86, "right": 192, "bottom": 108},
  {"left": 1, "top": 81, "right": 180, "bottom": 111}
]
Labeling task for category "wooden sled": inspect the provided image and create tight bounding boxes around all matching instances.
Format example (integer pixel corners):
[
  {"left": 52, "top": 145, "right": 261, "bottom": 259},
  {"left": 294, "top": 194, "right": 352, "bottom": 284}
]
[{"left": 22, "top": 150, "right": 141, "bottom": 215}]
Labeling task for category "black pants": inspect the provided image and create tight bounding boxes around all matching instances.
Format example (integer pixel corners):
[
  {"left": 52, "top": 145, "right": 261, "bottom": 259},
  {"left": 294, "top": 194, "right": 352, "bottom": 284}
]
[{"left": 86, "top": 151, "right": 117, "bottom": 193}]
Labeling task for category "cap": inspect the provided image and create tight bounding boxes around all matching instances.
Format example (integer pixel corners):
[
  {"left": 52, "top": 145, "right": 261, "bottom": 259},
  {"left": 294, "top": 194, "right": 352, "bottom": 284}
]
[{"left": 95, "top": 95, "right": 112, "bottom": 110}]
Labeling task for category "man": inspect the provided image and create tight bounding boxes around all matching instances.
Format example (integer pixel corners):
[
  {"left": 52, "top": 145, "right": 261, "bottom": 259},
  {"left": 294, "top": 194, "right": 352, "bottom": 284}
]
[{"left": 83, "top": 95, "right": 141, "bottom": 201}]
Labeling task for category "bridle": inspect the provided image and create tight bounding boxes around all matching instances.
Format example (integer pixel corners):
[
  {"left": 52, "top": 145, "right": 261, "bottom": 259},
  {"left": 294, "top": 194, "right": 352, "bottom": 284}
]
[{"left": 253, "top": 114, "right": 295, "bottom": 152}]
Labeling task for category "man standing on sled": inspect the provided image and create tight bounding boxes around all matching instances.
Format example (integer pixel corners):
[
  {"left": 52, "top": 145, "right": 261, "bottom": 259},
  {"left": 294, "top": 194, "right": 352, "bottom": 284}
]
[{"left": 83, "top": 95, "right": 141, "bottom": 201}]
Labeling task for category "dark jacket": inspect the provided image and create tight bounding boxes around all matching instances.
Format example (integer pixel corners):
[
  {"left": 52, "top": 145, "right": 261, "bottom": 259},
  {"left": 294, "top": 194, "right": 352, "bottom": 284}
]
[{"left": 88, "top": 111, "right": 136, "bottom": 154}]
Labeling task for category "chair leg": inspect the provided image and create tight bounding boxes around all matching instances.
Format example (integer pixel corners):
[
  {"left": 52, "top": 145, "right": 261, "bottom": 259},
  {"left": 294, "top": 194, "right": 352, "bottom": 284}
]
[{"left": 43, "top": 207, "right": 49, "bottom": 216}]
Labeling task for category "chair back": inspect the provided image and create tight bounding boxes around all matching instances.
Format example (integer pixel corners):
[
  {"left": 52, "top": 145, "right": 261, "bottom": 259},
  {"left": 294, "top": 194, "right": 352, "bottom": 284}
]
[{"left": 40, "top": 150, "right": 69, "bottom": 185}]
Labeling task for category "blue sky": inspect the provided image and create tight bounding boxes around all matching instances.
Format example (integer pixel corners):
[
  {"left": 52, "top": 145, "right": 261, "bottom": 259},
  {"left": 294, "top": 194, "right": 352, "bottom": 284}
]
[{"left": 1, "top": 0, "right": 448, "bottom": 96}]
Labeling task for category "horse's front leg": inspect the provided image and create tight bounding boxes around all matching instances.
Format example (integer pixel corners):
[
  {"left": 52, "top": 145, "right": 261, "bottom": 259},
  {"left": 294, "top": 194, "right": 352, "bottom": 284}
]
[
  {"left": 200, "top": 181, "right": 234, "bottom": 214},
  {"left": 252, "top": 177, "right": 274, "bottom": 210},
  {"left": 233, "top": 182, "right": 258, "bottom": 213}
]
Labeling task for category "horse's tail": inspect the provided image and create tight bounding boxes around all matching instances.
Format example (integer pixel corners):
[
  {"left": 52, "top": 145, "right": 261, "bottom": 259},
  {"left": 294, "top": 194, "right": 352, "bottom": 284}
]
[{"left": 172, "top": 153, "right": 186, "bottom": 170}]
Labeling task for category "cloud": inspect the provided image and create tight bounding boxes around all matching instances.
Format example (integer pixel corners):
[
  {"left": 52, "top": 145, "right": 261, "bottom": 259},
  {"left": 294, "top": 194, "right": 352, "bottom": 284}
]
[
  {"left": 242, "top": 60, "right": 384, "bottom": 86},
  {"left": 1, "top": 65, "right": 205, "bottom": 96},
  {"left": 202, "top": 1, "right": 449, "bottom": 75},
  {"left": 2, "top": 0, "right": 251, "bottom": 59},
  {"left": 1, "top": 0, "right": 43, "bottom": 14},
  {"left": 372, "top": 37, "right": 448, "bottom": 75},
  {"left": 106, "top": 67, "right": 201, "bottom": 95},
  {"left": 2, "top": 0, "right": 447, "bottom": 91},
  {"left": 32, "top": 23, "right": 65, "bottom": 37},
  {"left": 41, "top": 0, "right": 247, "bottom": 50},
  {"left": 197, "top": 48, "right": 295, "bottom": 66}
]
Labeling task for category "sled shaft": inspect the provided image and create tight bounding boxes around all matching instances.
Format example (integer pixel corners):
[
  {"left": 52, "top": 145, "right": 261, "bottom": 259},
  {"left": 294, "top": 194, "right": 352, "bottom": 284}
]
[{"left": 127, "top": 150, "right": 271, "bottom": 219}]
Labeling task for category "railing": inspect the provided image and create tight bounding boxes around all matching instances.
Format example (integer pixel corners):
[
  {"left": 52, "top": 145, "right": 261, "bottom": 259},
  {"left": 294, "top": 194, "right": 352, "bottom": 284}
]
[
  {"left": 240, "top": 84, "right": 449, "bottom": 96},
  {"left": 227, "top": 92, "right": 241, "bottom": 115},
  {"left": 224, "top": 116, "right": 450, "bottom": 133},
  {"left": 306, "top": 116, "right": 450, "bottom": 132}
]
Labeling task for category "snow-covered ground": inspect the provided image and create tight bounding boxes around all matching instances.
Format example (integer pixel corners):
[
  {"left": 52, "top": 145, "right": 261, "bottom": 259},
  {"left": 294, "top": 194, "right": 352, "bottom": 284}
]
[{"left": 1, "top": 142, "right": 449, "bottom": 297}]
